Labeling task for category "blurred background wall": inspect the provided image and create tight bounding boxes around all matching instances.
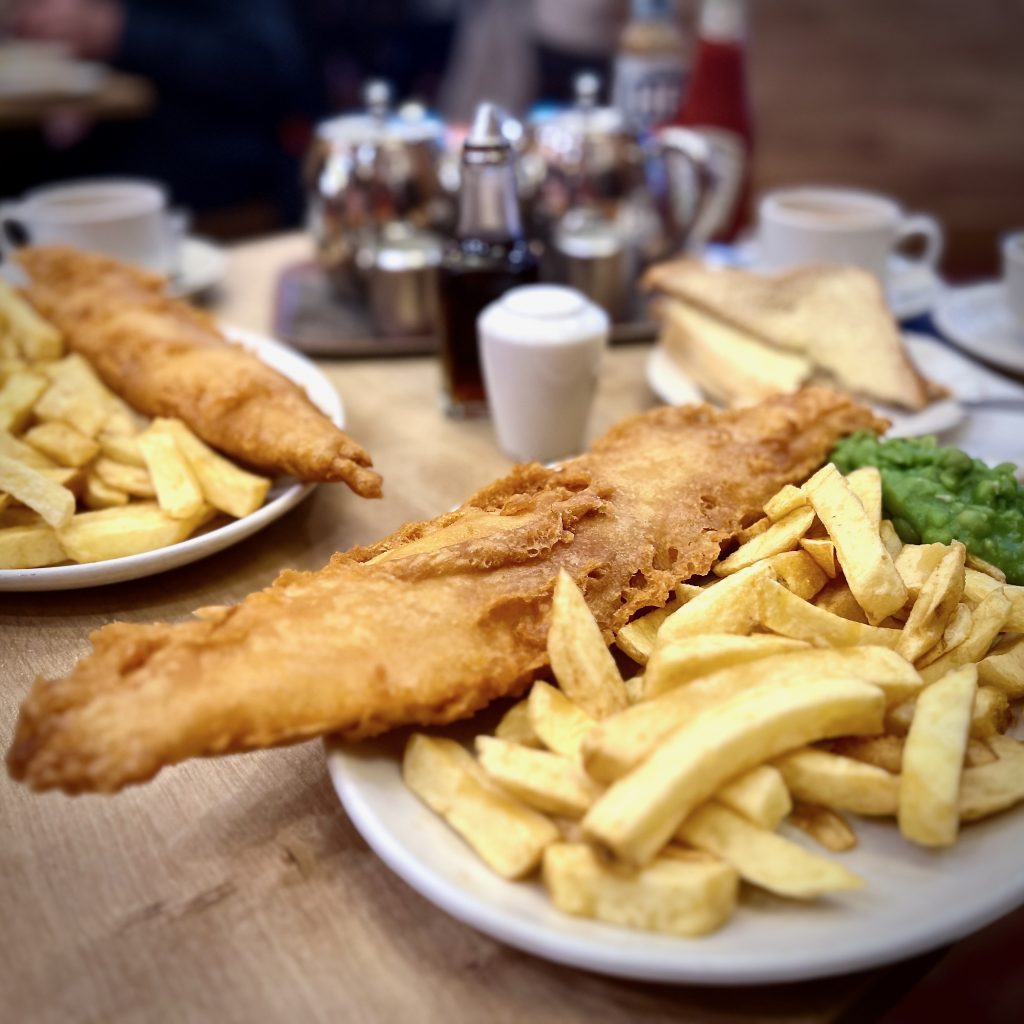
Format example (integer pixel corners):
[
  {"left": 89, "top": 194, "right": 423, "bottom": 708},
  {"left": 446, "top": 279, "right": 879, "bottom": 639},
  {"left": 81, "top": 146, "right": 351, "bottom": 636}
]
[{"left": 2, "top": 0, "right": 1022, "bottom": 277}]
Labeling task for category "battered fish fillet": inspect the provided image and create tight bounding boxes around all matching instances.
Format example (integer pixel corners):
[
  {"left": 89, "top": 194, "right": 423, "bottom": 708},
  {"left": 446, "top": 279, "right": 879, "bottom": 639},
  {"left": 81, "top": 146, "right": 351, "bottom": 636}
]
[
  {"left": 15, "top": 246, "right": 381, "bottom": 497},
  {"left": 8, "top": 388, "right": 883, "bottom": 793}
]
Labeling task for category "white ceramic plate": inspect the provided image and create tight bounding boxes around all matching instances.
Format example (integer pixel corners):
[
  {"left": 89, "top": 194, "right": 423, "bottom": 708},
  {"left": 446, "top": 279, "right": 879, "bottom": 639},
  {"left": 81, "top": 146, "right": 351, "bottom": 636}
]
[
  {"left": 934, "top": 282, "right": 1024, "bottom": 377},
  {"left": 326, "top": 723, "right": 1024, "bottom": 985},
  {"left": 645, "top": 333, "right": 967, "bottom": 439},
  {"left": 0, "top": 326, "right": 342, "bottom": 591},
  {"left": 704, "top": 243, "right": 946, "bottom": 322},
  {"left": 168, "top": 237, "right": 228, "bottom": 299}
]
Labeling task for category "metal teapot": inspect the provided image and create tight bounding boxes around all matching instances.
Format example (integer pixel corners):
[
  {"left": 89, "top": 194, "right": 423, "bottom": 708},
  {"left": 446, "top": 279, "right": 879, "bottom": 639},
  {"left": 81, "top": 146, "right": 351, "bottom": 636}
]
[
  {"left": 523, "top": 72, "right": 743, "bottom": 275},
  {"left": 305, "top": 81, "right": 454, "bottom": 291}
]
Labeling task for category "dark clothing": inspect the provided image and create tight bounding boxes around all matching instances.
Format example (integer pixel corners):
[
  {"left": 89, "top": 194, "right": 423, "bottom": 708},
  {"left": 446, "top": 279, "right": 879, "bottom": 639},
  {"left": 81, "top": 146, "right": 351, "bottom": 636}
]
[{"left": 2, "top": 0, "right": 315, "bottom": 222}]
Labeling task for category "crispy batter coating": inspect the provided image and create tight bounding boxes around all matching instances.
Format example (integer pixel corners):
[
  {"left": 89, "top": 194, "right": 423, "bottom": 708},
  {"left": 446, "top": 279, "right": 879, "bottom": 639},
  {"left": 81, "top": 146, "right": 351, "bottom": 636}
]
[
  {"left": 15, "top": 246, "right": 381, "bottom": 497},
  {"left": 8, "top": 388, "right": 883, "bottom": 793}
]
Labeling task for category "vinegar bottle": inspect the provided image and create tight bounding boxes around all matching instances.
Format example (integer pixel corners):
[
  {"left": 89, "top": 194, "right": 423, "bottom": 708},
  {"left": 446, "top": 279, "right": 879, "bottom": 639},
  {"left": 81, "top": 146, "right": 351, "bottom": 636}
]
[{"left": 436, "top": 104, "right": 539, "bottom": 418}]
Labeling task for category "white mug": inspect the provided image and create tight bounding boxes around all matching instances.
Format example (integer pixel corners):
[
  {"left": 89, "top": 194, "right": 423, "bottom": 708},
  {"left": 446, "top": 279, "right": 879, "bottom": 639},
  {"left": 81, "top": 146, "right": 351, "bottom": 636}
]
[
  {"left": 479, "top": 285, "right": 609, "bottom": 463},
  {"left": 1002, "top": 230, "right": 1024, "bottom": 328},
  {"left": 0, "top": 178, "right": 180, "bottom": 273},
  {"left": 757, "top": 186, "right": 944, "bottom": 280}
]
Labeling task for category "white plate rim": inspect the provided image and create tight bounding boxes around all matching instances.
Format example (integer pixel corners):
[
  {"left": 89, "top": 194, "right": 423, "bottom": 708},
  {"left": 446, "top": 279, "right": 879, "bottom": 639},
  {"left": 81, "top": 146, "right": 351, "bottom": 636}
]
[
  {"left": 325, "top": 733, "right": 1024, "bottom": 985},
  {"left": 0, "top": 325, "right": 342, "bottom": 591},
  {"left": 934, "top": 281, "right": 1024, "bottom": 376},
  {"left": 644, "top": 334, "right": 966, "bottom": 439}
]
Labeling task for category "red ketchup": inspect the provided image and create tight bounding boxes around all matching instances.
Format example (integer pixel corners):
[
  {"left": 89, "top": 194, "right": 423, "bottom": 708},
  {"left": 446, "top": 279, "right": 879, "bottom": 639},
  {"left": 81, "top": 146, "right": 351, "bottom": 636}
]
[{"left": 672, "top": 0, "right": 754, "bottom": 242}]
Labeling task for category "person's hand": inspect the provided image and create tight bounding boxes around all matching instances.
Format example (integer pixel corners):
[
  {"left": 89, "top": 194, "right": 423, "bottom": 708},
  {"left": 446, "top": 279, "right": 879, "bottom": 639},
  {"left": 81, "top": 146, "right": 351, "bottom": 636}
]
[{"left": 10, "top": 0, "right": 124, "bottom": 61}]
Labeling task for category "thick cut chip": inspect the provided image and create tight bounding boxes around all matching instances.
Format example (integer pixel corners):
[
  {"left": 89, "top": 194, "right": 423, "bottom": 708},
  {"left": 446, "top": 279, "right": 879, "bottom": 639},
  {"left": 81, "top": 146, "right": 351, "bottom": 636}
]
[
  {"left": 764, "top": 483, "right": 808, "bottom": 522},
  {"left": 713, "top": 506, "right": 816, "bottom": 576},
  {"left": 0, "top": 278, "right": 62, "bottom": 359},
  {"left": 830, "top": 735, "right": 904, "bottom": 774},
  {"left": 494, "top": 700, "right": 541, "bottom": 747},
  {"left": 799, "top": 536, "right": 837, "bottom": 578},
  {"left": 138, "top": 427, "right": 205, "bottom": 520},
  {"left": 0, "top": 429, "right": 54, "bottom": 469},
  {"left": 978, "top": 636, "right": 1024, "bottom": 698},
  {"left": 0, "top": 523, "right": 66, "bottom": 569},
  {"left": 715, "top": 764, "right": 792, "bottom": 829},
  {"left": 92, "top": 457, "right": 156, "bottom": 498},
  {"left": 765, "top": 550, "right": 828, "bottom": 601},
  {"left": 658, "top": 561, "right": 777, "bottom": 645},
  {"left": 917, "top": 603, "right": 973, "bottom": 668},
  {"left": 0, "top": 454, "right": 74, "bottom": 528},
  {"left": 966, "top": 553, "right": 1006, "bottom": 582},
  {"left": 919, "top": 589, "right": 1011, "bottom": 684},
  {"left": 584, "top": 646, "right": 919, "bottom": 784},
  {"left": 403, "top": 734, "right": 558, "bottom": 878},
  {"left": 528, "top": 681, "right": 595, "bottom": 759},
  {"left": 82, "top": 472, "right": 130, "bottom": 510},
  {"left": 788, "top": 803, "right": 858, "bottom": 852},
  {"left": 886, "top": 685, "right": 1011, "bottom": 740},
  {"left": 775, "top": 748, "right": 899, "bottom": 816},
  {"left": 879, "top": 519, "right": 903, "bottom": 560},
  {"left": 758, "top": 577, "right": 901, "bottom": 648},
  {"left": 548, "top": 570, "right": 629, "bottom": 719},
  {"left": 98, "top": 431, "right": 145, "bottom": 467},
  {"left": 814, "top": 582, "right": 868, "bottom": 624},
  {"left": 802, "top": 463, "right": 907, "bottom": 623},
  {"left": 613, "top": 585, "right": 702, "bottom": 664},
  {"left": 155, "top": 418, "right": 271, "bottom": 519},
  {"left": 845, "top": 465, "right": 882, "bottom": 526},
  {"left": 737, "top": 517, "right": 771, "bottom": 543},
  {"left": 895, "top": 543, "right": 949, "bottom": 599},
  {"left": 23, "top": 421, "right": 100, "bottom": 468},
  {"left": 582, "top": 677, "right": 884, "bottom": 865},
  {"left": 679, "top": 803, "right": 862, "bottom": 899},
  {"left": 0, "top": 370, "right": 46, "bottom": 433},
  {"left": 476, "top": 736, "right": 604, "bottom": 818},
  {"left": 899, "top": 664, "right": 977, "bottom": 847},
  {"left": 962, "top": 570, "right": 1024, "bottom": 633},
  {"left": 959, "top": 735, "right": 1024, "bottom": 822},
  {"left": 542, "top": 842, "right": 738, "bottom": 937},
  {"left": 644, "top": 633, "right": 809, "bottom": 698},
  {"left": 897, "top": 542, "right": 967, "bottom": 664},
  {"left": 57, "top": 502, "right": 213, "bottom": 562}
]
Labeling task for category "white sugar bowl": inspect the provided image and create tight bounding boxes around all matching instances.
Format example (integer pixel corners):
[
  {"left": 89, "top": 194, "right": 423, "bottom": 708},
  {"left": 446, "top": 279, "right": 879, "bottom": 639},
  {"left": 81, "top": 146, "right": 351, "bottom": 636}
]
[{"left": 478, "top": 285, "right": 610, "bottom": 463}]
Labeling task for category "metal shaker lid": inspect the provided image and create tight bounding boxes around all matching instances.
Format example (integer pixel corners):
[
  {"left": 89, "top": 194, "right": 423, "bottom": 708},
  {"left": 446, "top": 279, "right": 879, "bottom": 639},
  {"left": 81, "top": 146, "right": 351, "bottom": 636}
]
[
  {"left": 373, "top": 224, "right": 443, "bottom": 272},
  {"left": 316, "top": 79, "right": 443, "bottom": 146},
  {"left": 529, "top": 72, "right": 625, "bottom": 138}
]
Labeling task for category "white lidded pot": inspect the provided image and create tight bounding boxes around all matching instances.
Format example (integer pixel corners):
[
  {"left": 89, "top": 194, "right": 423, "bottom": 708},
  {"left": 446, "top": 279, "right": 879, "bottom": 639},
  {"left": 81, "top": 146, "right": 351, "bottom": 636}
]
[{"left": 478, "top": 285, "right": 610, "bottom": 463}]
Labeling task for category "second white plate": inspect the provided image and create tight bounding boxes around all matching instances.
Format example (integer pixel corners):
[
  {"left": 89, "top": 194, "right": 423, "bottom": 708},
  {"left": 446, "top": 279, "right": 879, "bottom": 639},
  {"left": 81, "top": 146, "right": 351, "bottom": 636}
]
[{"left": 0, "top": 326, "right": 342, "bottom": 591}]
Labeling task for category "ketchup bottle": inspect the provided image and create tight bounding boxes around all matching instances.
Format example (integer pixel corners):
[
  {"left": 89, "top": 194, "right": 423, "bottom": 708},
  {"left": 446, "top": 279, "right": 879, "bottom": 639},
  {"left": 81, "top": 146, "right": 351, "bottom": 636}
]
[{"left": 672, "top": 0, "right": 754, "bottom": 241}]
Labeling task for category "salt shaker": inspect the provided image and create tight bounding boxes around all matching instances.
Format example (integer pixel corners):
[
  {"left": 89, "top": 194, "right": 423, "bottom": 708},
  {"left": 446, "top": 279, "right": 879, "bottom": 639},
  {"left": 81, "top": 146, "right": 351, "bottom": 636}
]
[{"left": 478, "top": 285, "right": 610, "bottom": 463}]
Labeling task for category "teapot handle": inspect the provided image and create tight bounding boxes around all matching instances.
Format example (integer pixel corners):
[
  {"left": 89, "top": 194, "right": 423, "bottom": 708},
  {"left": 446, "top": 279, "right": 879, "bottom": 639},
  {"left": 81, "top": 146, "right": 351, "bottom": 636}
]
[{"left": 653, "top": 127, "right": 745, "bottom": 253}]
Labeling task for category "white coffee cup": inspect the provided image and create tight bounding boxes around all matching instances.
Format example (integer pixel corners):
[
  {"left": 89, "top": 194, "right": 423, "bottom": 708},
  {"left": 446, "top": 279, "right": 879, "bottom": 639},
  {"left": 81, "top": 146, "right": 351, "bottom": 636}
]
[
  {"left": 757, "top": 186, "right": 944, "bottom": 280},
  {"left": 1002, "top": 230, "right": 1024, "bottom": 328},
  {"left": 479, "top": 285, "right": 609, "bottom": 463},
  {"left": 0, "top": 179, "right": 179, "bottom": 273}
]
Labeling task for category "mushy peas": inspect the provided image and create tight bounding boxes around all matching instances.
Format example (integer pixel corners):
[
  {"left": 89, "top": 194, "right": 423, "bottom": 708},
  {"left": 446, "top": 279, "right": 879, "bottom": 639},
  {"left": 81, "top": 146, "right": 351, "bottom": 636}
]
[{"left": 831, "top": 432, "right": 1024, "bottom": 585}]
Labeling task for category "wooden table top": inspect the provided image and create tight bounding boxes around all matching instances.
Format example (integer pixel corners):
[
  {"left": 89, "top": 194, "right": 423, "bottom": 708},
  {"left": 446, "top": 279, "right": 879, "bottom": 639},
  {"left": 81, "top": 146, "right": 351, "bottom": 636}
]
[
  {"left": 0, "top": 233, "right": 943, "bottom": 1022},
  {"left": 0, "top": 70, "right": 154, "bottom": 131}
]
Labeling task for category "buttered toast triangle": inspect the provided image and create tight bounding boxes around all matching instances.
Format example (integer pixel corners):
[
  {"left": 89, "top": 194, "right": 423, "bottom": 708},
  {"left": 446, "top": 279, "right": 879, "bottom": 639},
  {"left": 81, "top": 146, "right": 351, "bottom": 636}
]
[{"left": 643, "top": 261, "right": 930, "bottom": 410}]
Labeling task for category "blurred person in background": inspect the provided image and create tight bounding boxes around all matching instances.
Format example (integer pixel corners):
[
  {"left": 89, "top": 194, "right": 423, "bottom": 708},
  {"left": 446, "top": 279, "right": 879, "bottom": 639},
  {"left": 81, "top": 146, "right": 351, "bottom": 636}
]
[{"left": 6, "top": 0, "right": 316, "bottom": 229}]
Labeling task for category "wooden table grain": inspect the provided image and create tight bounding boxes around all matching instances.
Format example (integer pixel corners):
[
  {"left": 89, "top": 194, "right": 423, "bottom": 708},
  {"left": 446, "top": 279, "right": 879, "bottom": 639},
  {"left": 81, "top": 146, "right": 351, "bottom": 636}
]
[{"left": 0, "top": 234, "right": 936, "bottom": 1023}]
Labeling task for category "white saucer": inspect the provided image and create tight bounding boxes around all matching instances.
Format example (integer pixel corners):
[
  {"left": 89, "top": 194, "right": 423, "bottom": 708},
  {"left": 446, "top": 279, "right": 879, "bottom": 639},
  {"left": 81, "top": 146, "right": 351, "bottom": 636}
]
[
  {"left": 645, "top": 333, "right": 972, "bottom": 439},
  {"left": 168, "top": 237, "right": 228, "bottom": 298},
  {"left": 705, "top": 242, "right": 946, "bottom": 322},
  {"left": 934, "top": 282, "right": 1024, "bottom": 377}
]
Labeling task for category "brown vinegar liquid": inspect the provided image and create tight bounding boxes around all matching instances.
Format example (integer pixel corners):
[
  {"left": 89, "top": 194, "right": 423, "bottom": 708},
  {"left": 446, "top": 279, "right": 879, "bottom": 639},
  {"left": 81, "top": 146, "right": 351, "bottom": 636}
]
[{"left": 437, "top": 237, "right": 539, "bottom": 416}]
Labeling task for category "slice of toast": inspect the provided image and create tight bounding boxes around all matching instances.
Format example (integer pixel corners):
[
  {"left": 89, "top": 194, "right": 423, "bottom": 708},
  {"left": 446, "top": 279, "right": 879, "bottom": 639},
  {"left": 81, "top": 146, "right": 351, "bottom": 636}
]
[
  {"left": 643, "top": 261, "right": 930, "bottom": 410},
  {"left": 658, "top": 298, "right": 813, "bottom": 406}
]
